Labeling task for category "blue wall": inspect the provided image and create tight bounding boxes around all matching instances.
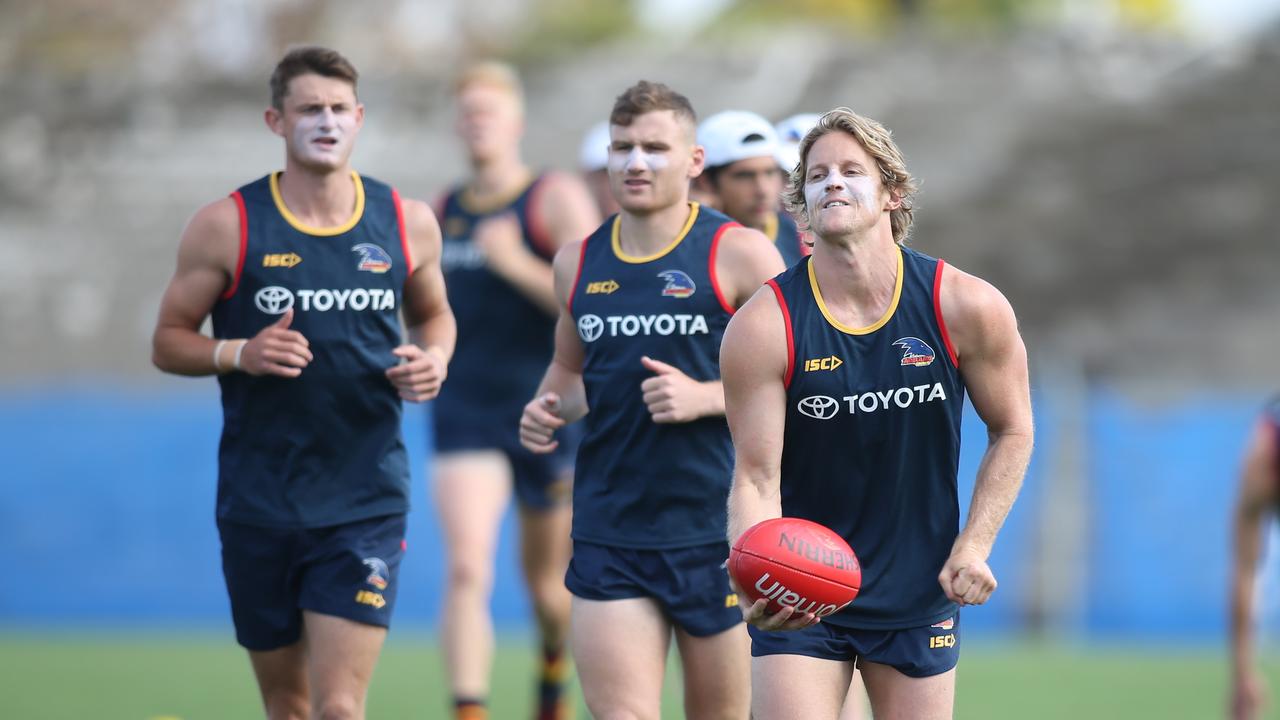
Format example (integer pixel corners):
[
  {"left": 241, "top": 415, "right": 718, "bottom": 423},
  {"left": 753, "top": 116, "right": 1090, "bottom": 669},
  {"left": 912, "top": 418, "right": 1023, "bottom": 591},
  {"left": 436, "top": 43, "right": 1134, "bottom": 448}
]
[{"left": 0, "top": 383, "right": 1269, "bottom": 640}]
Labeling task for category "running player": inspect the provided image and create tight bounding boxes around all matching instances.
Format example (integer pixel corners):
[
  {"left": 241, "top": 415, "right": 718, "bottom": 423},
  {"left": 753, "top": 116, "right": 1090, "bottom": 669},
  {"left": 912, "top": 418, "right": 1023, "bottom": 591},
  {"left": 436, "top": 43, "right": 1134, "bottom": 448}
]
[
  {"left": 151, "top": 46, "right": 455, "bottom": 719},
  {"left": 1229, "top": 396, "right": 1280, "bottom": 720},
  {"left": 519, "top": 81, "right": 786, "bottom": 719},
  {"left": 431, "top": 61, "right": 600, "bottom": 720},
  {"left": 695, "top": 110, "right": 810, "bottom": 266},
  {"left": 579, "top": 121, "right": 620, "bottom": 218},
  {"left": 722, "top": 107, "right": 1034, "bottom": 719}
]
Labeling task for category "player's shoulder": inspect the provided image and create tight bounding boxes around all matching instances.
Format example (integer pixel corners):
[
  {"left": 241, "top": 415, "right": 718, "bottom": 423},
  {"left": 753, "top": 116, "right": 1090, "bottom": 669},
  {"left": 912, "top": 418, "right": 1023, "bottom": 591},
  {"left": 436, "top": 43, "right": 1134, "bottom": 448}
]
[
  {"left": 722, "top": 282, "right": 789, "bottom": 375},
  {"left": 726, "top": 281, "right": 786, "bottom": 339},
  {"left": 938, "top": 259, "right": 1014, "bottom": 321},
  {"left": 534, "top": 169, "right": 587, "bottom": 195},
  {"left": 185, "top": 195, "right": 241, "bottom": 242},
  {"left": 936, "top": 258, "right": 1021, "bottom": 357},
  {"left": 395, "top": 195, "right": 443, "bottom": 266}
]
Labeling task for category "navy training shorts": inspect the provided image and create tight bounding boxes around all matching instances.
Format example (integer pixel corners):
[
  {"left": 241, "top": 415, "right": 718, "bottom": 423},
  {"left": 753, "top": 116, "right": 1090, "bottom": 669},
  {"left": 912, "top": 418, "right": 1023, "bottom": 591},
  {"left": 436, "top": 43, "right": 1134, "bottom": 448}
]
[
  {"left": 748, "top": 610, "right": 961, "bottom": 678},
  {"left": 218, "top": 513, "right": 406, "bottom": 651},
  {"left": 565, "top": 539, "right": 742, "bottom": 637}
]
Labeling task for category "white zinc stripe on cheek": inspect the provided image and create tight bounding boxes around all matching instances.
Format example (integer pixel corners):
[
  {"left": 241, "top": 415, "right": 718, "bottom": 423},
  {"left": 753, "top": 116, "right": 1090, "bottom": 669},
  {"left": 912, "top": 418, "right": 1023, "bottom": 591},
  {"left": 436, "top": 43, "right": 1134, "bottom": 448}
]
[{"left": 608, "top": 147, "right": 669, "bottom": 173}]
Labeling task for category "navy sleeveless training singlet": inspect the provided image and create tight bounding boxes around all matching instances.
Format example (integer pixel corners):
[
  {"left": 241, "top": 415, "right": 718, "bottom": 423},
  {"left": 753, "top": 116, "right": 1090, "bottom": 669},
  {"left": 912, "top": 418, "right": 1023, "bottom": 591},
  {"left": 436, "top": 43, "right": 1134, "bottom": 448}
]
[
  {"left": 212, "top": 171, "right": 411, "bottom": 528},
  {"left": 767, "top": 246, "right": 966, "bottom": 629},
  {"left": 569, "top": 203, "right": 740, "bottom": 549}
]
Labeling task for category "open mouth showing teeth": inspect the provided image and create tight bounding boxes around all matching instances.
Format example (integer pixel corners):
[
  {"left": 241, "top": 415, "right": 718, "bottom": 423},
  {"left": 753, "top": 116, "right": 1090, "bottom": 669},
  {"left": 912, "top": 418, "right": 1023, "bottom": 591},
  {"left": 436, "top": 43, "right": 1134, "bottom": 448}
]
[{"left": 824, "top": 200, "right": 849, "bottom": 208}]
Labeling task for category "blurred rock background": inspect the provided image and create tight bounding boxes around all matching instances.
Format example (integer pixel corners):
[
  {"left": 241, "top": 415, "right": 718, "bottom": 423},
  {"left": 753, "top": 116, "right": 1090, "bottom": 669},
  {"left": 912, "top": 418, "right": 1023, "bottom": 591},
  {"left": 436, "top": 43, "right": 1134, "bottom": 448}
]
[{"left": 3, "top": 0, "right": 1277, "bottom": 392}]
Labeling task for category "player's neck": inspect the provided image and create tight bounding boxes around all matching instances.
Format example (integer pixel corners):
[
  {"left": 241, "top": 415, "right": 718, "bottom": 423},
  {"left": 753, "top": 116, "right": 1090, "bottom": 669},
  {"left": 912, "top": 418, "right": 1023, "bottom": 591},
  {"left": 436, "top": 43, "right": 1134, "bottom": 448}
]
[
  {"left": 277, "top": 164, "right": 357, "bottom": 227},
  {"left": 617, "top": 200, "right": 694, "bottom": 256},
  {"left": 468, "top": 155, "right": 531, "bottom": 203},
  {"left": 810, "top": 228, "right": 899, "bottom": 316}
]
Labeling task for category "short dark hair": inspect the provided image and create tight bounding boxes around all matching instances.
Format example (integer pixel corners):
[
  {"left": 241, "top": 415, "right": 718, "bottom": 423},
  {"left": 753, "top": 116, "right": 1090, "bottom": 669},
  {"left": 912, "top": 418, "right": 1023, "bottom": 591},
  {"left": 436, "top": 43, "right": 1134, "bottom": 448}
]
[
  {"left": 269, "top": 46, "right": 359, "bottom": 110},
  {"left": 609, "top": 80, "right": 696, "bottom": 128}
]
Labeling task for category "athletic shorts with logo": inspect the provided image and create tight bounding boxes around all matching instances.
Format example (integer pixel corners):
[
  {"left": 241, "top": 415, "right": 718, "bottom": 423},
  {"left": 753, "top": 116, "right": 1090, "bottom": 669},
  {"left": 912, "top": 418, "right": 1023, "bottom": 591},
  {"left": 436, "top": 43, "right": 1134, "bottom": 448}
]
[
  {"left": 565, "top": 539, "right": 742, "bottom": 637},
  {"left": 748, "top": 611, "right": 962, "bottom": 678},
  {"left": 218, "top": 513, "right": 406, "bottom": 651}
]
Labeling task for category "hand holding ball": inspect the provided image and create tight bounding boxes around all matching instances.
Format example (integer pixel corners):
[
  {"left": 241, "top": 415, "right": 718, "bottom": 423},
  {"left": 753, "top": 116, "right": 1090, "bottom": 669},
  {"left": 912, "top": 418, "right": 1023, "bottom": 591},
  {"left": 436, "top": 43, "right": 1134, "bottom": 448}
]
[{"left": 729, "top": 517, "right": 861, "bottom": 618}]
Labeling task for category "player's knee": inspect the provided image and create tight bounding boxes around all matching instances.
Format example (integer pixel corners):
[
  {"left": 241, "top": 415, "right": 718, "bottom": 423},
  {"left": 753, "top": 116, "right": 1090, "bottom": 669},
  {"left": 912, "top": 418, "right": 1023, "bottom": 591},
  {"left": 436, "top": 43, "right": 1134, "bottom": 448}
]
[
  {"left": 446, "top": 557, "right": 494, "bottom": 594},
  {"left": 262, "top": 691, "right": 309, "bottom": 720},
  {"left": 527, "top": 575, "right": 570, "bottom": 613},
  {"left": 312, "top": 692, "right": 361, "bottom": 720}
]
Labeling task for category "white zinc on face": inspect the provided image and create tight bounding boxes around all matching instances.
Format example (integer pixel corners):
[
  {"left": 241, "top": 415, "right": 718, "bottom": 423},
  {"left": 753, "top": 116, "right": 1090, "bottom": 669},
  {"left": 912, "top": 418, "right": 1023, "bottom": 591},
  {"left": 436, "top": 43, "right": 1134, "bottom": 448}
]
[
  {"left": 280, "top": 74, "right": 361, "bottom": 169},
  {"left": 292, "top": 108, "right": 357, "bottom": 166},
  {"left": 607, "top": 145, "right": 670, "bottom": 174},
  {"left": 802, "top": 131, "right": 885, "bottom": 234}
]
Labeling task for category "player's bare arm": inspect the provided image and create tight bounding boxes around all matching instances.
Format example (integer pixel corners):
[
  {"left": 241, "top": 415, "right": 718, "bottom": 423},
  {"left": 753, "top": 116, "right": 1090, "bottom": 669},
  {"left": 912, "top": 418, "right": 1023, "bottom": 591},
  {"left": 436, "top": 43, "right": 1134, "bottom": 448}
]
[
  {"left": 387, "top": 197, "right": 456, "bottom": 403},
  {"left": 520, "top": 238, "right": 589, "bottom": 453},
  {"left": 936, "top": 263, "right": 1034, "bottom": 606},
  {"left": 721, "top": 286, "right": 819, "bottom": 632},
  {"left": 153, "top": 197, "right": 314, "bottom": 377},
  {"left": 1230, "top": 420, "right": 1277, "bottom": 720},
  {"left": 477, "top": 172, "right": 601, "bottom": 316},
  {"left": 640, "top": 225, "right": 786, "bottom": 424}
]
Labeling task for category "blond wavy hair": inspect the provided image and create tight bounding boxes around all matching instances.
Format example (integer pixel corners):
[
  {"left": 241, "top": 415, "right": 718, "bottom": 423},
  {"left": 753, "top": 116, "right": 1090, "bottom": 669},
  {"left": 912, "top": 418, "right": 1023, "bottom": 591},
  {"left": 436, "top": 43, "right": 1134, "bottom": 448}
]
[{"left": 782, "top": 107, "right": 919, "bottom": 244}]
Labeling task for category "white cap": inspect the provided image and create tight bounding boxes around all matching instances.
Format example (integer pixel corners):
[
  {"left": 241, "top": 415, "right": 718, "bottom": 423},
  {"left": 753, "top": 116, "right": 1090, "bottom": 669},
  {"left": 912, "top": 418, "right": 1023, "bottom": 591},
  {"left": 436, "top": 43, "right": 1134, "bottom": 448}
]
[
  {"left": 774, "top": 113, "right": 822, "bottom": 172},
  {"left": 579, "top": 121, "right": 611, "bottom": 172},
  {"left": 697, "top": 110, "right": 780, "bottom": 169}
]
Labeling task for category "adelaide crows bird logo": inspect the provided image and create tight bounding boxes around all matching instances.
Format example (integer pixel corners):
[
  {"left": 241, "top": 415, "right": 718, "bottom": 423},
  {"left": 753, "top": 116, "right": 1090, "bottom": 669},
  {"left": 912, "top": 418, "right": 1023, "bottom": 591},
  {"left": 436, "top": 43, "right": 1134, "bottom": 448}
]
[
  {"left": 351, "top": 243, "right": 393, "bottom": 274},
  {"left": 657, "top": 269, "right": 696, "bottom": 298},
  {"left": 892, "top": 337, "right": 936, "bottom": 367}
]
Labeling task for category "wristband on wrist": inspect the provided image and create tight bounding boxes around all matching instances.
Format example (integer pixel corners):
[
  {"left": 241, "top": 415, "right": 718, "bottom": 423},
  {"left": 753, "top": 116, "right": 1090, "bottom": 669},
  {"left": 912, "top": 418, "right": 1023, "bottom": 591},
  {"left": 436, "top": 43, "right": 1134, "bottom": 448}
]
[
  {"left": 212, "top": 339, "right": 228, "bottom": 372},
  {"left": 233, "top": 340, "right": 247, "bottom": 371}
]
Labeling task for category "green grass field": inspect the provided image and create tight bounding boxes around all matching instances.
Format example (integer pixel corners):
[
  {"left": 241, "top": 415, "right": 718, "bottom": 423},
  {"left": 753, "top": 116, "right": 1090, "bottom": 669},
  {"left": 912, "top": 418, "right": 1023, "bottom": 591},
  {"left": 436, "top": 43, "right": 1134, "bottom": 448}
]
[{"left": 1, "top": 631, "right": 1275, "bottom": 719}]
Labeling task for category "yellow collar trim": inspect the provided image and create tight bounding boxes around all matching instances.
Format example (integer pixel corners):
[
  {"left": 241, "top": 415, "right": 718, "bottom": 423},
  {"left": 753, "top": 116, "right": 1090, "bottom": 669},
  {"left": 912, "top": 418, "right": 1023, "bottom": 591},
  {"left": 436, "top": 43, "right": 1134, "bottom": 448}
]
[
  {"left": 763, "top": 212, "right": 778, "bottom": 242},
  {"left": 270, "top": 171, "right": 365, "bottom": 236},
  {"left": 611, "top": 202, "right": 700, "bottom": 264},
  {"left": 807, "top": 246, "right": 903, "bottom": 335}
]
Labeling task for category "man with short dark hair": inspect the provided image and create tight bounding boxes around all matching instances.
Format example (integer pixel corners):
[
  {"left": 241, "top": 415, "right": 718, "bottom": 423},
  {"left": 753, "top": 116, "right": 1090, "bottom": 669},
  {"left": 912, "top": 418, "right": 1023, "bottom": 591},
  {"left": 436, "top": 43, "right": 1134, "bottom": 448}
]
[
  {"left": 519, "top": 80, "right": 786, "bottom": 719},
  {"left": 152, "top": 46, "right": 455, "bottom": 719}
]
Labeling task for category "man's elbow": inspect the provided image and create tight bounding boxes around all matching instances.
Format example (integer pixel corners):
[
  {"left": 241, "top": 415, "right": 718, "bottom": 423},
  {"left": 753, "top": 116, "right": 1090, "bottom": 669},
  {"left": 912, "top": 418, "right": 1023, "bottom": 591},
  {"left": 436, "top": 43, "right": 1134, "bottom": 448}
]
[{"left": 151, "top": 333, "right": 177, "bottom": 374}]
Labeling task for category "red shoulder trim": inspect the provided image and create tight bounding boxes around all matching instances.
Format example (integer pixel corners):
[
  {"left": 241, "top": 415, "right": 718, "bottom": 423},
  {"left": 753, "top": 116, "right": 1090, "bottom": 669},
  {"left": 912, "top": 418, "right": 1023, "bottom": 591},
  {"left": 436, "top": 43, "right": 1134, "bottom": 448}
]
[
  {"left": 392, "top": 188, "right": 414, "bottom": 278},
  {"left": 222, "top": 191, "right": 249, "bottom": 300},
  {"left": 933, "top": 259, "right": 960, "bottom": 368},
  {"left": 766, "top": 279, "right": 795, "bottom": 389},
  {"left": 709, "top": 221, "right": 742, "bottom": 315},
  {"left": 566, "top": 235, "right": 590, "bottom": 315},
  {"left": 525, "top": 174, "right": 556, "bottom": 259}
]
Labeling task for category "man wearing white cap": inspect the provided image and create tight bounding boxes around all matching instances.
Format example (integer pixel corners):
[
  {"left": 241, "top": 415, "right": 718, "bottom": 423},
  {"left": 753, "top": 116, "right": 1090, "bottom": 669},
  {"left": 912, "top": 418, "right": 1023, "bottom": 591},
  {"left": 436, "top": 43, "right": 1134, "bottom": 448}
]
[
  {"left": 579, "top": 121, "right": 620, "bottom": 218},
  {"left": 774, "top": 112, "right": 822, "bottom": 175},
  {"left": 696, "top": 110, "right": 810, "bottom": 267}
]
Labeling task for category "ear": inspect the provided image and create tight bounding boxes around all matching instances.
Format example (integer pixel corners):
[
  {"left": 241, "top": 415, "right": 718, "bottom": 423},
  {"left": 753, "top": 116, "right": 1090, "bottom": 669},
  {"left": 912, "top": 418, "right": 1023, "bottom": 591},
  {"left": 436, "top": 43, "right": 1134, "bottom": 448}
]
[
  {"left": 884, "top": 187, "right": 903, "bottom": 211},
  {"left": 354, "top": 102, "right": 365, "bottom": 130},
  {"left": 688, "top": 144, "right": 706, "bottom": 180},
  {"left": 264, "top": 106, "right": 284, "bottom": 137}
]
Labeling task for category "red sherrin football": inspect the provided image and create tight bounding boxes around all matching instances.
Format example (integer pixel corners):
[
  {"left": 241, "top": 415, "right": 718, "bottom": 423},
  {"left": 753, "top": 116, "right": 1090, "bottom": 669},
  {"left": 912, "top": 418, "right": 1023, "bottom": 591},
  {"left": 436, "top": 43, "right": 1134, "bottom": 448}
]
[{"left": 729, "top": 517, "right": 861, "bottom": 618}]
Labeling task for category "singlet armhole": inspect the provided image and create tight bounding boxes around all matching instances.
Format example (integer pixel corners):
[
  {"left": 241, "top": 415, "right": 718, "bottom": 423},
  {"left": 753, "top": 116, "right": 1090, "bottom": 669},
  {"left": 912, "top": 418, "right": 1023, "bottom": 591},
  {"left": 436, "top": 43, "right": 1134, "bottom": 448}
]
[
  {"left": 709, "top": 222, "right": 742, "bottom": 316},
  {"left": 391, "top": 188, "right": 414, "bottom": 281},
  {"left": 766, "top": 279, "right": 795, "bottom": 389},
  {"left": 221, "top": 191, "right": 249, "bottom": 301},
  {"left": 933, "top": 259, "right": 960, "bottom": 368},
  {"left": 566, "top": 236, "right": 590, "bottom": 315}
]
